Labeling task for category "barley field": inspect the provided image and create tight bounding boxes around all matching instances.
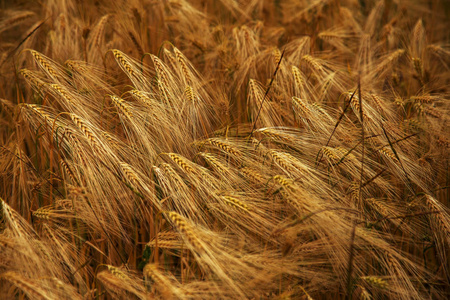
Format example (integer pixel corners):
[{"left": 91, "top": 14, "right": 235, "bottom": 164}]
[{"left": 0, "top": 0, "right": 449, "bottom": 299}]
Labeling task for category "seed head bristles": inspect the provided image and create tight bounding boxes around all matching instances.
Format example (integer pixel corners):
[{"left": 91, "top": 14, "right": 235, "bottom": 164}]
[
  {"left": 166, "top": 153, "right": 195, "bottom": 174},
  {"left": 370, "top": 94, "right": 385, "bottom": 114},
  {"left": 70, "top": 114, "right": 99, "bottom": 149},
  {"left": 272, "top": 175, "right": 304, "bottom": 211},
  {"left": 163, "top": 48, "right": 178, "bottom": 70},
  {"left": 0, "top": 11, "right": 35, "bottom": 34},
  {"left": 248, "top": 79, "right": 262, "bottom": 104},
  {"left": 142, "top": 263, "right": 185, "bottom": 298},
  {"left": 240, "top": 167, "right": 266, "bottom": 184},
  {"left": 49, "top": 83, "right": 74, "bottom": 104},
  {"left": 220, "top": 195, "right": 250, "bottom": 212},
  {"left": 96, "top": 271, "right": 125, "bottom": 295},
  {"left": 96, "top": 270, "right": 146, "bottom": 299},
  {"left": 32, "top": 206, "right": 52, "bottom": 220},
  {"left": 250, "top": 137, "right": 268, "bottom": 154},
  {"left": 317, "top": 72, "right": 336, "bottom": 103},
  {"left": 349, "top": 180, "right": 360, "bottom": 204},
  {"left": 378, "top": 147, "right": 398, "bottom": 163},
  {"left": 425, "top": 195, "right": 450, "bottom": 238},
  {"left": 64, "top": 128, "right": 84, "bottom": 147},
  {"left": 318, "top": 28, "right": 352, "bottom": 41},
  {"left": 128, "top": 89, "right": 151, "bottom": 106},
  {"left": 373, "top": 49, "right": 405, "bottom": 76},
  {"left": 174, "top": 47, "right": 192, "bottom": 86},
  {"left": 292, "top": 96, "right": 311, "bottom": 115},
  {"left": 19, "top": 69, "right": 46, "bottom": 91},
  {"left": 143, "top": 264, "right": 165, "bottom": 285},
  {"left": 166, "top": 211, "right": 204, "bottom": 253},
  {"left": 365, "top": 198, "right": 395, "bottom": 222},
  {"left": 255, "top": 127, "right": 292, "bottom": 144},
  {"left": 1, "top": 197, "right": 35, "bottom": 238},
  {"left": 301, "top": 55, "right": 324, "bottom": 74},
  {"left": 153, "top": 164, "right": 171, "bottom": 190},
  {"left": 91, "top": 14, "right": 109, "bottom": 47},
  {"left": 273, "top": 175, "right": 296, "bottom": 193},
  {"left": 273, "top": 48, "right": 282, "bottom": 66},
  {"left": 65, "top": 60, "right": 87, "bottom": 73},
  {"left": 291, "top": 66, "right": 307, "bottom": 96},
  {"left": 29, "top": 50, "right": 59, "bottom": 80},
  {"left": 394, "top": 97, "right": 404, "bottom": 108},
  {"left": 412, "top": 19, "right": 425, "bottom": 56},
  {"left": 361, "top": 276, "right": 388, "bottom": 289},
  {"left": 110, "top": 95, "right": 133, "bottom": 118},
  {"left": 119, "top": 162, "right": 140, "bottom": 188},
  {"left": 63, "top": 129, "right": 86, "bottom": 164},
  {"left": 105, "top": 265, "right": 127, "bottom": 280},
  {"left": 424, "top": 106, "right": 442, "bottom": 118},
  {"left": 292, "top": 66, "right": 304, "bottom": 87},
  {"left": 335, "top": 147, "right": 355, "bottom": 161},
  {"left": 56, "top": 199, "right": 74, "bottom": 210},
  {"left": 101, "top": 131, "right": 120, "bottom": 147},
  {"left": 413, "top": 101, "right": 424, "bottom": 115},
  {"left": 147, "top": 239, "right": 184, "bottom": 250},
  {"left": 310, "top": 102, "right": 328, "bottom": 117},
  {"left": 268, "top": 150, "right": 293, "bottom": 171},
  {"left": 427, "top": 44, "right": 450, "bottom": 59},
  {"left": 112, "top": 49, "right": 134, "bottom": 77},
  {"left": 402, "top": 119, "right": 422, "bottom": 131},
  {"left": 150, "top": 55, "right": 172, "bottom": 101},
  {"left": 33, "top": 202, "right": 75, "bottom": 220},
  {"left": 185, "top": 85, "right": 196, "bottom": 103},
  {"left": 412, "top": 57, "right": 424, "bottom": 82},
  {"left": 0, "top": 272, "right": 48, "bottom": 300},
  {"left": 384, "top": 251, "right": 403, "bottom": 277},
  {"left": 161, "top": 163, "right": 185, "bottom": 185},
  {"left": 150, "top": 55, "right": 169, "bottom": 86},
  {"left": 199, "top": 152, "right": 227, "bottom": 176},
  {"left": 410, "top": 95, "right": 440, "bottom": 103},
  {"left": 24, "top": 104, "right": 53, "bottom": 124},
  {"left": 147, "top": 231, "right": 183, "bottom": 249},
  {"left": 207, "top": 138, "right": 241, "bottom": 157},
  {"left": 320, "top": 146, "right": 339, "bottom": 163},
  {"left": 128, "top": 31, "right": 144, "bottom": 57},
  {"left": 248, "top": 46, "right": 285, "bottom": 133},
  {"left": 60, "top": 159, "right": 78, "bottom": 184},
  {"left": 156, "top": 80, "right": 170, "bottom": 103},
  {"left": 356, "top": 285, "right": 372, "bottom": 300},
  {"left": 350, "top": 93, "right": 371, "bottom": 122},
  {"left": 0, "top": 98, "right": 14, "bottom": 117}
]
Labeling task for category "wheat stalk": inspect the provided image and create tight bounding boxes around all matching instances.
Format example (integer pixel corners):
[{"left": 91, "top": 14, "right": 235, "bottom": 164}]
[
  {"left": 70, "top": 114, "right": 99, "bottom": 149},
  {"left": 19, "top": 69, "right": 46, "bottom": 91},
  {"left": 166, "top": 211, "right": 204, "bottom": 253},
  {"left": 240, "top": 167, "right": 266, "bottom": 184},
  {"left": 29, "top": 50, "right": 59, "bottom": 80},
  {"left": 220, "top": 195, "right": 250, "bottom": 212},
  {"left": 166, "top": 153, "right": 195, "bottom": 174},
  {"left": 110, "top": 95, "right": 133, "bottom": 119},
  {"left": 174, "top": 47, "right": 193, "bottom": 86},
  {"left": 361, "top": 276, "right": 388, "bottom": 289},
  {"left": 112, "top": 49, "right": 134, "bottom": 77},
  {"left": 0, "top": 272, "right": 49, "bottom": 300}
]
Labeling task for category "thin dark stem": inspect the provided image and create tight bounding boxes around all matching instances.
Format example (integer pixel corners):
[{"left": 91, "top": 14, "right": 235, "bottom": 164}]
[
  {"left": 346, "top": 222, "right": 357, "bottom": 300},
  {"left": 316, "top": 89, "right": 357, "bottom": 165},
  {"left": 380, "top": 122, "right": 415, "bottom": 193},
  {"left": 249, "top": 49, "right": 285, "bottom": 137},
  {"left": 358, "top": 75, "right": 365, "bottom": 203}
]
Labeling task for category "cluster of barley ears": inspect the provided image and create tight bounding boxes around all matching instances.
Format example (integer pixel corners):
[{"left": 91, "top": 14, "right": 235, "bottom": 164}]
[{"left": 0, "top": 0, "right": 449, "bottom": 299}]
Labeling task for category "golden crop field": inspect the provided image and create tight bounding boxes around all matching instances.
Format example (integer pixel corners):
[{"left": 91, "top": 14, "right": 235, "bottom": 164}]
[{"left": 0, "top": 0, "right": 449, "bottom": 299}]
